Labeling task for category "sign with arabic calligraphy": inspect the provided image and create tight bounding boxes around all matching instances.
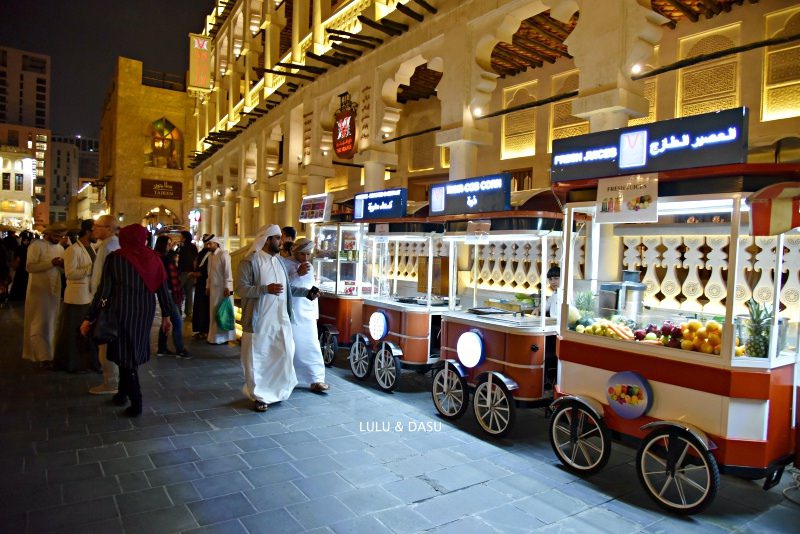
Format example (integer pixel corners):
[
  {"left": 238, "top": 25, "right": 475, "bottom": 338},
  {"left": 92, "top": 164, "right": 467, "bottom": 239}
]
[
  {"left": 353, "top": 188, "right": 407, "bottom": 220},
  {"left": 550, "top": 107, "right": 749, "bottom": 183},
  {"left": 141, "top": 179, "right": 182, "bottom": 200},
  {"left": 429, "top": 173, "right": 511, "bottom": 216},
  {"left": 595, "top": 173, "right": 658, "bottom": 223}
]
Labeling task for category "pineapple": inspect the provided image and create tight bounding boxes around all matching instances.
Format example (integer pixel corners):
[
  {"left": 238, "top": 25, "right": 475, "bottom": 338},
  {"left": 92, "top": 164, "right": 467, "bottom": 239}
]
[
  {"left": 574, "top": 291, "right": 596, "bottom": 321},
  {"left": 744, "top": 299, "right": 772, "bottom": 358}
]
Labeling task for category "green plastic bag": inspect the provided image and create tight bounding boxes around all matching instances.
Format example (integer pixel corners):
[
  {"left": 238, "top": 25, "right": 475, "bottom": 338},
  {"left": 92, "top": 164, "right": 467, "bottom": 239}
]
[{"left": 215, "top": 298, "right": 235, "bottom": 331}]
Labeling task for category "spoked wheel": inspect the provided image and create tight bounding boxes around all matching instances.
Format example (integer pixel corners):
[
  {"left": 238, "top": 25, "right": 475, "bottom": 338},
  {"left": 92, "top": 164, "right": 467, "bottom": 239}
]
[
  {"left": 319, "top": 330, "right": 338, "bottom": 367},
  {"left": 373, "top": 343, "right": 401, "bottom": 392},
  {"left": 431, "top": 364, "right": 469, "bottom": 420},
  {"left": 473, "top": 378, "right": 516, "bottom": 437},
  {"left": 636, "top": 427, "right": 719, "bottom": 515},
  {"left": 549, "top": 401, "right": 611, "bottom": 475},
  {"left": 348, "top": 338, "right": 372, "bottom": 381}
]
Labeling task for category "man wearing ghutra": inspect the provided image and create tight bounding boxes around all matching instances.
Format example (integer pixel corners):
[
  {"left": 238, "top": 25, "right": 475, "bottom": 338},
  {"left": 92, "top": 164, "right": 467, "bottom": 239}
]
[
  {"left": 237, "top": 225, "right": 311, "bottom": 412},
  {"left": 205, "top": 235, "right": 236, "bottom": 345},
  {"left": 284, "top": 238, "right": 329, "bottom": 392}
]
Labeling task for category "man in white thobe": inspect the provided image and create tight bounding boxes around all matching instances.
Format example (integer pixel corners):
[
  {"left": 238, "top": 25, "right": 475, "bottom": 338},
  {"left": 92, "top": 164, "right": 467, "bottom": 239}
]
[
  {"left": 22, "top": 223, "right": 66, "bottom": 367},
  {"left": 205, "top": 237, "right": 236, "bottom": 345},
  {"left": 87, "top": 215, "right": 121, "bottom": 394},
  {"left": 237, "top": 225, "right": 310, "bottom": 412},
  {"left": 283, "top": 238, "right": 328, "bottom": 392}
]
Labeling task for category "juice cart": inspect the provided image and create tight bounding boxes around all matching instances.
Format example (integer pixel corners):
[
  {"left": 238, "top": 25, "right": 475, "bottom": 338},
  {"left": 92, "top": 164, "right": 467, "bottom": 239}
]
[
  {"left": 547, "top": 110, "right": 799, "bottom": 514},
  {"left": 300, "top": 193, "right": 368, "bottom": 366},
  {"left": 348, "top": 218, "right": 449, "bottom": 392},
  {"left": 431, "top": 191, "right": 567, "bottom": 437}
]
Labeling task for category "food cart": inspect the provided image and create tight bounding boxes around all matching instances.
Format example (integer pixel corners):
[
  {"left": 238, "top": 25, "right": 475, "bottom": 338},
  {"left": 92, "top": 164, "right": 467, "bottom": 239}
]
[
  {"left": 431, "top": 187, "right": 567, "bottom": 437},
  {"left": 348, "top": 189, "right": 448, "bottom": 391},
  {"left": 300, "top": 193, "right": 368, "bottom": 365},
  {"left": 547, "top": 108, "right": 800, "bottom": 514}
]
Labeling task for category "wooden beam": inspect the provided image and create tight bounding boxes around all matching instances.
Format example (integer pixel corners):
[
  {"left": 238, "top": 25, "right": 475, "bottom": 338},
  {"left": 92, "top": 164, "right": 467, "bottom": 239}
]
[
  {"left": 332, "top": 51, "right": 358, "bottom": 62},
  {"left": 411, "top": 0, "right": 437, "bottom": 14},
  {"left": 306, "top": 51, "right": 346, "bottom": 67},
  {"left": 533, "top": 14, "right": 571, "bottom": 37},
  {"left": 493, "top": 47, "right": 538, "bottom": 70},
  {"left": 522, "top": 19, "right": 567, "bottom": 44},
  {"left": 357, "top": 15, "right": 401, "bottom": 36},
  {"left": 511, "top": 37, "right": 556, "bottom": 64},
  {"left": 257, "top": 68, "right": 315, "bottom": 81},
  {"left": 326, "top": 28, "right": 383, "bottom": 44},
  {"left": 664, "top": 0, "right": 699, "bottom": 22},
  {"left": 396, "top": 3, "right": 424, "bottom": 22},
  {"left": 328, "top": 35, "right": 377, "bottom": 49},
  {"left": 275, "top": 62, "right": 327, "bottom": 74},
  {"left": 515, "top": 34, "right": 570, "bottom": 59},
  {"left": 379, "top": 18, "right": 410, "bottom": 33},
  {"left": 331, "top": 43, "right": 363, "bottom": 57}
]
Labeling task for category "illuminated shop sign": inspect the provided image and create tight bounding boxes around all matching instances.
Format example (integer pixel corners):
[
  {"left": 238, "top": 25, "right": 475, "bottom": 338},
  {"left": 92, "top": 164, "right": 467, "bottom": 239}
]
[
  {"left": 550, "top": 107, "right": 749, "bottom": 182},
  {"left": 188, "top": 33, "right": 211, "bottom": 92},
  {"left": 429, "top": 173, "right": 511, "bottom": 216},
  {"left": 333, "top": 92, "right": 358, "bottom": 159},
  {"left": 353, "top": 188, "right": 407, "bottom": 220},
  {"left": 141, "top": 179, "right": 182, "bottom": 200},
  {"left": 298, "top": 193, "right": 333, "bottom": 223}
]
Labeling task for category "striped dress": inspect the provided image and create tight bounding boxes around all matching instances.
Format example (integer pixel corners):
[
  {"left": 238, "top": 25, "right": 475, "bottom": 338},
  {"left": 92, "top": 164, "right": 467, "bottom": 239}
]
[{"left": 86, "top": 253, "right": 173, "bottom": 369}]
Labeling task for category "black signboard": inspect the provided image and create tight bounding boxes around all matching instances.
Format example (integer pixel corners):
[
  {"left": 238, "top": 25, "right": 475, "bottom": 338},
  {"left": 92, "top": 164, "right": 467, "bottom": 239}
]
[
  {"left": 550, "top": 107, "right": 749, "bottom": 183},
  {"left": 429, "top": 173, "right": 511, "bottom": 216},
  {"left": 353, "top": 188, "right": 407, "bottom": 220}
]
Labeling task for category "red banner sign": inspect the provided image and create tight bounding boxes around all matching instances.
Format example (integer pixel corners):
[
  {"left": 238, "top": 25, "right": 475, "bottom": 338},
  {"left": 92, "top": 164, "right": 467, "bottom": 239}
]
[{"left": 333, "top": 108, "right": 357, "bottom": 159}]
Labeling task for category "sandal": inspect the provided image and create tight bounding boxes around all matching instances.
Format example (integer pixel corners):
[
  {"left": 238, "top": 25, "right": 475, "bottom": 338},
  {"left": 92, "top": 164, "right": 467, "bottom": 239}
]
[{"left": 254, "top": 401, "right": 268, "bottom": 412}]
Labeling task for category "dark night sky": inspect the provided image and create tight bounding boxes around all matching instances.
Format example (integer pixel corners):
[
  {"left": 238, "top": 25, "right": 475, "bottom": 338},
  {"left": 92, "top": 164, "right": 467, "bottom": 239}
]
[{"left": 0, "top": 0, "right": 214, "bottom": 138}]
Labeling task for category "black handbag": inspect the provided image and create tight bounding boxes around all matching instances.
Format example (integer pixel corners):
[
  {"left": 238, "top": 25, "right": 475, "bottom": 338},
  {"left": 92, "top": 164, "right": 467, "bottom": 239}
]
[{"left": 92, "top": 297, "right": 119, "bottom": 345}]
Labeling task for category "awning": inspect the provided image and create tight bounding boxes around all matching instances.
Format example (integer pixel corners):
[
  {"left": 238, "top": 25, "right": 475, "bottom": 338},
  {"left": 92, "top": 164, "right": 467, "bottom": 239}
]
[{"left": 747, "top": 182, "right": 800, "bottom": 236}]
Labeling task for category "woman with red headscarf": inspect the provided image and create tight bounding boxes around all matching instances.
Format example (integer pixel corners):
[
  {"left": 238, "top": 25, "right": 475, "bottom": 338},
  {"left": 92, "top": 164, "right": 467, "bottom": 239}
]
[{"left": 80, "top": 224, "right": 174, "bottom": 417}]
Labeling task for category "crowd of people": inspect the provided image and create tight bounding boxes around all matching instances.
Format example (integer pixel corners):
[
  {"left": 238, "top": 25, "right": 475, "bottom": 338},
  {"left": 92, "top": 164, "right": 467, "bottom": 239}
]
[{"left": 3, "top": 219, "right": 329, "bottom": 416}]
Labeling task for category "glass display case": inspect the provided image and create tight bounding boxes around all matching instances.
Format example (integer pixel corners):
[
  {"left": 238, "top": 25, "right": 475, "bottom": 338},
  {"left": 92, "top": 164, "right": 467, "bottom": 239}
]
[
  {"left": 312, "top": 223, "right": 368, "bottom": 296},
  {"left": 562, "top": 195, "right": 800, "bottom": 367}
]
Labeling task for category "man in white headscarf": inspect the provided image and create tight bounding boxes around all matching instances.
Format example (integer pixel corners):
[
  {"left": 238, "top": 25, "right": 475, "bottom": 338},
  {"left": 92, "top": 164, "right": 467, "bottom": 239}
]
[
  {"left": 283, "top": 238, "right": 328, "bottom": 392},
  {"left": 205, "top": 236, "right": 236, "bottom": 344},
  {"left": 22, "top": 223, "right": 66, "bottom": 367},
  {"left": 237, "top": 225, "right": 311, "bottom": 411}
]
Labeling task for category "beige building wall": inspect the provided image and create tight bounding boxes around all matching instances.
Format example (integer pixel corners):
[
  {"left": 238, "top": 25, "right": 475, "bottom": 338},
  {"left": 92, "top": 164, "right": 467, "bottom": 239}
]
[{"left": 100, "top": 57, "right": 195, "bottom": 229}]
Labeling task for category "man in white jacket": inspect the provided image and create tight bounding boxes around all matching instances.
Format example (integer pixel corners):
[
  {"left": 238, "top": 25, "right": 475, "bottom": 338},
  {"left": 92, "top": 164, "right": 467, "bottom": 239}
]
[
  {"left": 54, "top": 220, "right": 96, "bottom": 372},
  {"left": 205, "top": 237, "right": 236, "bottom": 345}
]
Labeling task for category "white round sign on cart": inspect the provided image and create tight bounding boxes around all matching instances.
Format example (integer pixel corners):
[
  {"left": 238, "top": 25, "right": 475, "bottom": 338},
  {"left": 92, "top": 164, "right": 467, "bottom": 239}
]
[
  {"left": 369, "top": 311, "right": 389, "bottom": 341},
  {"left": 457, "top": 330, "right": 484, "bottom": 368}
]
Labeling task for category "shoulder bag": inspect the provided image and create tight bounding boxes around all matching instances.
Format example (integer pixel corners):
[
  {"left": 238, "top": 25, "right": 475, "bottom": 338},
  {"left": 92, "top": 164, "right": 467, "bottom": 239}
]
[{"left": 92, "top": 297, "right": 119, "bottom": 345}]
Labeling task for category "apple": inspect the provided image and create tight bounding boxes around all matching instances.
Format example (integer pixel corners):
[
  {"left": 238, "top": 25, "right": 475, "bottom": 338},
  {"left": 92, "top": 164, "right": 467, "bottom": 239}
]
[
  {"left": 661, "top": 322, "right": 675, "bottom": 336},
  {"left": 633, "top": 329, "right": 646, "bottom": 341},
  {"left": 644, "top": 332, "right": 658, "bottom": 341},
  {"left": 645, "top": 324, "right": 659, "bottom": 335},
  {"left": 670, "top": 325, "right": 683, "bottom": 338}
]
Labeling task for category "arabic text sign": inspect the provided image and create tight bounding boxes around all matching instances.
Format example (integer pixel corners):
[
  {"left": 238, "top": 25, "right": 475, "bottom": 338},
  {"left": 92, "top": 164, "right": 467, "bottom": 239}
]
[
  {"left": 141, "top": 179, "right": 182, "bottom": 200},
  {"left": 354, "top": 188, "right": 407, "bottom": 220},
  {"left": 188, "top": 33, "right": 211, "bottom": 92},
  {"left": 333, "top": 109, "right": 357, "bottom": 159},
  {"left": 595, "top": 174, "right": 658, "bottom": 224},
  {"left": 429, "top": 173, "right": 511, "bottom": 216},
  {"left": 299, "top": 193, "right": 333, "bottom": 223},
  {"left": 551, "top": 107, "right": 749, "bottom": 182}
]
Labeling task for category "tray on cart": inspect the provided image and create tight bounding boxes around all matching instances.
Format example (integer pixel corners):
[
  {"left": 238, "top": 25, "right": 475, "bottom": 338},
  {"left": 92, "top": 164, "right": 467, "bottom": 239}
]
[{"left": 468, "top": 307, "right": 512, "bottom": 315}]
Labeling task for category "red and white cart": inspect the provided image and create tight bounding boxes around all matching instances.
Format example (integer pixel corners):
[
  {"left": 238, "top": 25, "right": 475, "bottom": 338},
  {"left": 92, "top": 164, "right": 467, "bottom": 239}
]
[{"left": 550, "top": 162, "right": 800, "bottom": 514}]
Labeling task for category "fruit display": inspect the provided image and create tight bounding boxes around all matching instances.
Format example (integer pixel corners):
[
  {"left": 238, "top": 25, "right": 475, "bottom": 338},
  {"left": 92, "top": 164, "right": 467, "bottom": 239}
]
[
  {"left": 626, "top": 194, "right": 652, "bottom": 212},
  {"left": 607, "top": 383, "right": 644, "bottom": 406},
  {"left": 572, "top": 316, "right": 745, "bottom": 355},
  {"left": 743, "top": 298, "right": 772, "bottom": 358}
]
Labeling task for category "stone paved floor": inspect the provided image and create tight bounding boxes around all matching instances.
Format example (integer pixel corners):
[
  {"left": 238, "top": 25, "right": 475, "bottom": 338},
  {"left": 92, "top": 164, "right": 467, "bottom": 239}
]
[{"left": 1, "top": 300, "right": 799, "bottom": 533}]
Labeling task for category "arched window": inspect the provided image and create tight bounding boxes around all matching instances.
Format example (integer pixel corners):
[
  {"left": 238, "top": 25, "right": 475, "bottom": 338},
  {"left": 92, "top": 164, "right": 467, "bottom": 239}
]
[{"left": 146, "top": 117, "right": 183, "bottom": 170}]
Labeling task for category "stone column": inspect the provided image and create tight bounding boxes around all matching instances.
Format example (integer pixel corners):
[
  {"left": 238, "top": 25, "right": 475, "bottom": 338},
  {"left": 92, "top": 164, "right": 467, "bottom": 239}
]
[
  {"left": 284, "top": 180, "right": 302, "bottom": 227},
  {"left": 224, "top": 198, "right": 236, "bottom": 250},
  {"left": 354, "top": 149, "right": 398, "bottom": 192},
  {"left": 435, "top": 127, "right": 492, "bottom": 181},
  {"left": 240, "top": 194, "right": 254, "bottom": 242},
  {"left": 312, "top": 0, "right": 325, "bottom": 55},
  {"left": 548, "top": 0, "right": 667, "bottom": 131}
]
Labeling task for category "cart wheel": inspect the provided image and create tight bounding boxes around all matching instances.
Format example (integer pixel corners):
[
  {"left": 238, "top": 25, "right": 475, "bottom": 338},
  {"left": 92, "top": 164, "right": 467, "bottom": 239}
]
[
  {"left": 473, "top": 378, "right": 516, "bottom": 437},
  {"left": 348, "top": 338, "right": 372, "bottom": 381},
  {"left": 549, "top": 401, "right": 611, "bottom": 475},
  {"left": 636, "top": 427, "right": 719, "bottom": 515},
  {"left": 374, "top": 343, "right": 401, "bottom": 392},
  {"left": 319, "top": 330, "right": 338, "bottom": 367},
  {"left": 431, "top": 365, "right": 469, "bottom": 420}
]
